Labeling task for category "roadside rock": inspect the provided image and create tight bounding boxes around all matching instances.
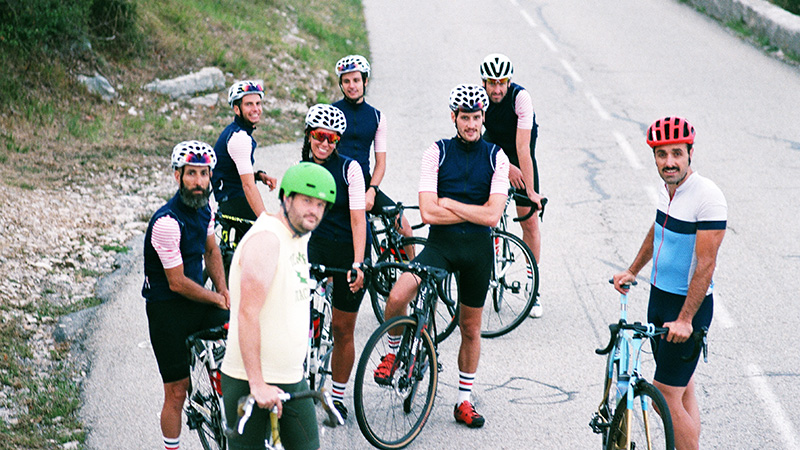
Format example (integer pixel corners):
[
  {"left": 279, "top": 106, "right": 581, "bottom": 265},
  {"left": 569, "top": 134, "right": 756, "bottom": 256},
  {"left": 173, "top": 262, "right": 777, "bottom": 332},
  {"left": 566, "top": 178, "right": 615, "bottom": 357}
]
[
  {"left": 77, "top": 74, "right": 117, "bottom": 101},
  {"left": 143, "top": 67, "right": 226, "bottom": 99}
]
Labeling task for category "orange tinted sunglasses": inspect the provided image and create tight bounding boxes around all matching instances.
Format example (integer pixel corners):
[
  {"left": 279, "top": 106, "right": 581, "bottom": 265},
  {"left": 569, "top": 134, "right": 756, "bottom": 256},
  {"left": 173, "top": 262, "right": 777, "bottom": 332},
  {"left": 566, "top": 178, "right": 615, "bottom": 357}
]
[{"left": 309, "top": 129, "right": 341, "bottom": 145}]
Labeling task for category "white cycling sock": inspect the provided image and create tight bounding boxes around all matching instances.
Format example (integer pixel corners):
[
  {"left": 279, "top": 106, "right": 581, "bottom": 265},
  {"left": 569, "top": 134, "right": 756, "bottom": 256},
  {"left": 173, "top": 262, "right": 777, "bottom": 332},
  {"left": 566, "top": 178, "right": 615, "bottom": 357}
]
[
  {"left": 457, "top": 371, "right": 475, "bottom": 404},
  {"left": 386, "top": 334, "right": 401, "bottom": 353},
  {"left": 331, "top": 380, "right": 347, "bottom": 402},
  {"left": 163, "top": 436, "right": 179, "bottom": 450}
]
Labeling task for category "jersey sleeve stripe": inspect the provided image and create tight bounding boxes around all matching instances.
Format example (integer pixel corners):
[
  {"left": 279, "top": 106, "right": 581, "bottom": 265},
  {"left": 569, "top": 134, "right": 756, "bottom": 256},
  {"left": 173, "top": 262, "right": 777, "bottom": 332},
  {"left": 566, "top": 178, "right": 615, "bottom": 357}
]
[
  {"left": 151, "top": 216, "right": 183, "bottom": 269},
  {"left": 418, "top": 142, "right": 440, "bottom": 193},
  {"left": 229, "top": 130, "right": 255, "bottom": 175}
]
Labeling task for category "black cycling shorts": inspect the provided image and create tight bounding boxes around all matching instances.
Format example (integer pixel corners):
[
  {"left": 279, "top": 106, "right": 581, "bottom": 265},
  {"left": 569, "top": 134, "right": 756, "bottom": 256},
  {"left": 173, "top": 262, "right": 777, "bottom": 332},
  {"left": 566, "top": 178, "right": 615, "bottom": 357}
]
[
  {"left": 146, "top": 298, "right": 229, "bottom": 383},
  {"left": 307, "top": 235, "right": 369, "bottom": 313},
  {"left": 412, "top": 229, "right": 492, "bottom": 308},
  {"left": 647, "top": 285, "right": 713, "bottom": 387},
  {"left": 221, "top": 375, "right": 319, "bottom": 450},
  {"left": 368, "top": 189, "right": 396, "bottom": 215}
]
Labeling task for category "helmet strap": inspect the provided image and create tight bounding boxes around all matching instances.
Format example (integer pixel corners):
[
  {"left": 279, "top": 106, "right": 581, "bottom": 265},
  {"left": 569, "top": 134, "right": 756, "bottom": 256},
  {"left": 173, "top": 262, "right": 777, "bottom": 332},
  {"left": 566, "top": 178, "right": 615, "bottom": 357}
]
[{"left": 281, "top": 197, "right": 306, "bottom": 238}]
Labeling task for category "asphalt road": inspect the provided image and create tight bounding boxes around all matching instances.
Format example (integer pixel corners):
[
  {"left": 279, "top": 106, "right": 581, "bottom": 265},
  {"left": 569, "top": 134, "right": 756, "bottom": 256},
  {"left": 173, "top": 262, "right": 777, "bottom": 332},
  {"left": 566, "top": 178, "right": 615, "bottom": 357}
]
[{"left": 82, "top": 0, "right": 800, "bottom": 448}]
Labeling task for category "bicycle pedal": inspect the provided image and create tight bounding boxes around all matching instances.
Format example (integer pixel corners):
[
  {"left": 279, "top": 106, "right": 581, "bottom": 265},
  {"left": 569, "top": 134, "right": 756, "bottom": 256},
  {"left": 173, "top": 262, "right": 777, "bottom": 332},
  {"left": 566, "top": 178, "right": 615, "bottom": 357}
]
[
  {"left": 589, "top": 413, "right": 609, "bottom": 434},
  {"left": 437, "top": 362, "right": 443, "bottom": 373}
]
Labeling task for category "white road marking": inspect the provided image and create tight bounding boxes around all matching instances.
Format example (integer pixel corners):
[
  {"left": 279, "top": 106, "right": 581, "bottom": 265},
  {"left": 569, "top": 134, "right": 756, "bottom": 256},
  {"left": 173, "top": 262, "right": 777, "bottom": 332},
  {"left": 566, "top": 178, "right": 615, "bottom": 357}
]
[
  {"left": 613, "top": 131, "right": 642, "bottom": 169},
  {"left": 586, "top": 91, "right": 611, "bottom": 121},
  {"left": 521, "top": 9, "right": 537, "bottom": 28},
  {"left": 538, "top": 32, "right": 558, "bottom": 53},
  {"left": 747, "top": 364, "right": 800, "bottom": 449},
  {"left": 560, "top": 59, "right": 582, "bottom": 83}
]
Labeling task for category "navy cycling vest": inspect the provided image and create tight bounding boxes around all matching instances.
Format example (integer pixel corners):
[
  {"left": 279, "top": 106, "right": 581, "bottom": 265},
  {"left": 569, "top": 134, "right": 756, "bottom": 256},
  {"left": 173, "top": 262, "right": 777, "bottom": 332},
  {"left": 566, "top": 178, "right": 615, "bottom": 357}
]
[
  {"left": 309, "top": 154, "right": 368, "bottom": 243},
  {"left": 142, "top": 192, "right": 211, "bottom": 303},
  {"left": 212, "top": 115, "right": 257, "bottom": 203},
  {"left": 433, "top": 137, "right": 502, "bottom": 234},
  {"left": 483, "top": 82, "right": 536, "bottom": 167},
  {"left": 332, "top": 99, "right": 381, "bottom": 184}
]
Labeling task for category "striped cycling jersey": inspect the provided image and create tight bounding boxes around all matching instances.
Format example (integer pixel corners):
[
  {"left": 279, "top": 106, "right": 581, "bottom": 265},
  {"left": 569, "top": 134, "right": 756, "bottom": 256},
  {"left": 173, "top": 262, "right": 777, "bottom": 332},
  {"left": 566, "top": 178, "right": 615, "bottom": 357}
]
[{"left": 651, "top": 172, "right": 727, "bottom": 296}]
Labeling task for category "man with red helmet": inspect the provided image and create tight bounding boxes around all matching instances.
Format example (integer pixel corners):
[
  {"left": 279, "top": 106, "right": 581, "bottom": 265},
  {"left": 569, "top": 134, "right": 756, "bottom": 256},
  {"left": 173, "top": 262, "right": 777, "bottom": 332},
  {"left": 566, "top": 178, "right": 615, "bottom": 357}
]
[{"left": 612, "top": 117, "right": 727, "bottom": 450}]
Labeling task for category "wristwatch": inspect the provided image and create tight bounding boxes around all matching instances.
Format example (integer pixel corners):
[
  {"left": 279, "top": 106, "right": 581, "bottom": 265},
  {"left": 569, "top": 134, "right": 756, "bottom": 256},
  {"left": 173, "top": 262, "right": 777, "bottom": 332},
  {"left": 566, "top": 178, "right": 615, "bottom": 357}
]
[
  {"left": 369, "top": 185, "right": 380, "bottom": 194},
  {"left": 352, "top": 262, "right": 363, "bottom": 269}
]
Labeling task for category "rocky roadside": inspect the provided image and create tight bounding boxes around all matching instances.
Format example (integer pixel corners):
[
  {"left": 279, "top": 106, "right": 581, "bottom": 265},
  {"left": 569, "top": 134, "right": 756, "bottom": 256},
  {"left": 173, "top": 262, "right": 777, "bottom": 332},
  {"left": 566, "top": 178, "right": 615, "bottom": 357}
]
[{"left": 0, "top": 163, "right": 174, "bottom": 441}]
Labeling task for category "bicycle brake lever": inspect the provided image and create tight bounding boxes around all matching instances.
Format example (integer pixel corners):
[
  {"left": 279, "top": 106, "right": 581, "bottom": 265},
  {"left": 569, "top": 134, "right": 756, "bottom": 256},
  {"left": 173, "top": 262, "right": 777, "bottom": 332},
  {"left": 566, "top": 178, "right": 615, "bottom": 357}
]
[{"left": 236, "top": 395, "right": 256, "bottom": 435}]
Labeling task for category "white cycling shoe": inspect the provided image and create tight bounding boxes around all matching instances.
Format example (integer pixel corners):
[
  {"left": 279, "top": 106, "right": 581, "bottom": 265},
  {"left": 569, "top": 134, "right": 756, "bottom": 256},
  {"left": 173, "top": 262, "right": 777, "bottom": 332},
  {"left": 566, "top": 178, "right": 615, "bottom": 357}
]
[{"left": 529, "top": 299, "right": 543, "bottom": 318}]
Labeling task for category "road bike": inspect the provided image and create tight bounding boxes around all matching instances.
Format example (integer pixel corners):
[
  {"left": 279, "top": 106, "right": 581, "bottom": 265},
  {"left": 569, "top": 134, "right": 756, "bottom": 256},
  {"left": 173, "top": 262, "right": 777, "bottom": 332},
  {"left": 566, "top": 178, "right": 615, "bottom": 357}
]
[
  {"left": 202, "top": 211, "right": 255, "bottom": 289},
  {"left": 227, "top": 389, "right": 344, "bottom": 450},
  {"left": 589, "top": 281, "right": 707, "bottom": 450},
  {"left": 185, "top": 324, "right": 228, "bottom": 450},
  {"left": 368, "top": 203, "right": 458, "bottom": 343},
  {"left": 305, "top": 263, "right": 358, "bottom": 392},
  {"left": 353, "top": 260, "right": 450, "bottom": 449}
]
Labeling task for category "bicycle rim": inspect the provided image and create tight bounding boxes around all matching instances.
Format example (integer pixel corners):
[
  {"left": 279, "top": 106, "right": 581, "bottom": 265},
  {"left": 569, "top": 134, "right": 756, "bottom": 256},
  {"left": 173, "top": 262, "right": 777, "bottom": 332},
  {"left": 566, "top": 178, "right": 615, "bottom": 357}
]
[
  {"left": 369, "top": 237, "right": 428, "bottom": 324},
  {"left": 481, "top": 230, "right": 538, "bottom": 338},
  {"left": 354, "top": 316, "right": 438, "bottom": 449},
  {"left": 605, "top": 381, "right": 674, "bottom": 450}
]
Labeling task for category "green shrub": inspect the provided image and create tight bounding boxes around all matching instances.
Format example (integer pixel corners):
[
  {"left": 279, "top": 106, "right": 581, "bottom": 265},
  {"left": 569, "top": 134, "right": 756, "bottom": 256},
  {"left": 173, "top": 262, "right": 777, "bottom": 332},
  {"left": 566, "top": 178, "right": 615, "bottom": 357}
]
[{"left": 770, "top": 0, "right": 800, "bottom": 15}]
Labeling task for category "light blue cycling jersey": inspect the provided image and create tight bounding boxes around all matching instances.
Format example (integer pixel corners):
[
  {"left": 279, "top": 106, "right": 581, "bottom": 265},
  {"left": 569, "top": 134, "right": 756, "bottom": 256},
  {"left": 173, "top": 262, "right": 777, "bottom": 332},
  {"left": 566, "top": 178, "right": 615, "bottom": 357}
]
[{"left": 651, "top": 172, "right": 727, "bottom": 296}]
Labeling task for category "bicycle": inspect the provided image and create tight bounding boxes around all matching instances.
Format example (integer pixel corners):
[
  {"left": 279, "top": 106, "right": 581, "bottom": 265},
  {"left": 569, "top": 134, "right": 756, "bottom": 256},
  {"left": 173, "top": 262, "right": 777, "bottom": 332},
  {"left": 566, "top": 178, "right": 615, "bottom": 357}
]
[
  {"left": 353, "top": 260, "right": 450, "bottom": 450},
  {"left": 185, "top": 324, "right": 229, "bottom": 450},
  {"left": 227, "top": 389, "right": 344, "bottom": 450},
  {"left": 367, "top": 203, "right": 458, "bottom": 343},
  {"left": 202, "top": 211, "right": 255, "bottom": 290},
  {"left": 589, "top": 281, "right": 708, "bottom": 450},
  {"left": 305, "top": 263, "right": 358, "bottom": 392}
]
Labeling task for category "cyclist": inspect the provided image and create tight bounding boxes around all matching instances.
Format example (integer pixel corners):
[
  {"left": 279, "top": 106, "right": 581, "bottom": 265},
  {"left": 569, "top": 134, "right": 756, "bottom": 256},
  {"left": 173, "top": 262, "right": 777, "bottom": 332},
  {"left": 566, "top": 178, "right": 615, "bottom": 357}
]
[
  {"left": 612, "top": 116, "right": 726, "bottom": 450},
  {"left": 377, "top": 84, "right": 509, "bottom": 428},
  {"left": 221, "top": 162, "right": 337, "bottom": 450},
  {"left": 142, "top": 140, "right": 230, "bottom": 450},
  {"left": 332, "top": 55, "right": 414, "bottom": 252},
  {"left": 480, "top": 53, "right": 545, "bottom": 317},
  {"left": 302, "top": 103, "right": 368, "bottom": 421},
  {"left": 211, "top": 80, "right": 277, "bottom": 239}
]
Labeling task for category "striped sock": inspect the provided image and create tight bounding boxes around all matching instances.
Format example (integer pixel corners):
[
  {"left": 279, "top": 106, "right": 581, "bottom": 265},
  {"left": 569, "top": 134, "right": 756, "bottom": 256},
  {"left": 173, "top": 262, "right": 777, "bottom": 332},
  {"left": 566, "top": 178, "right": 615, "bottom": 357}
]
[
  {"left": 386, "top": 334, "right": 401, "bottom": 353},
  {"left": 163, "top": 436, "right": 179, "bottom": 450},
  {"left": 457, "top": 371, "right": 475, "bottom": 404},
  {"left": 331, "top": 380, "right": 347, "bottom": 403}
]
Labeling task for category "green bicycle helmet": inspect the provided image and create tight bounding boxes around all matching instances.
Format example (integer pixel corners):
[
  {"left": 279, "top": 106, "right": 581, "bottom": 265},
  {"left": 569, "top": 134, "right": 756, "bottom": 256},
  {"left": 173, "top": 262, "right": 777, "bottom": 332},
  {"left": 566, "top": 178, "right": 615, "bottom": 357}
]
[{"left": 280, "top": 162, "right": 337, "bottom": 204}]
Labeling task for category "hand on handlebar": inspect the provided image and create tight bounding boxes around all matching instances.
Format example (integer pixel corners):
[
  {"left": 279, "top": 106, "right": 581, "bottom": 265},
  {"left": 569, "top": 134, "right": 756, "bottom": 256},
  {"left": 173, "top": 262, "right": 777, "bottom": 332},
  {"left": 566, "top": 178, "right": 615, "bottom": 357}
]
[
  {"left": 662, "top": 318, "right": 694, "bottom": 344},
  {"left": 348, "top": 267, "right": 364, "bottom": 292},
  {"left": 611, "top": 271, "right": 637, "bottom": 294},
  {"left": 249, "top": 383, "right": 284, "bottom": 418}
]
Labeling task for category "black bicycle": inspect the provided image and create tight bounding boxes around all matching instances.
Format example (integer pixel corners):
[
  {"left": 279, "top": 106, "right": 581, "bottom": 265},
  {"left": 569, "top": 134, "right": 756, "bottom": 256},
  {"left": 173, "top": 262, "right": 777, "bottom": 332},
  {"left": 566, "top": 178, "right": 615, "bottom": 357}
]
[
  {"left": 202, "top": 211, "right": 255, "bottom": 290},
  {"left": 353, "top": 261, "right": 450, "bottom": 449}
]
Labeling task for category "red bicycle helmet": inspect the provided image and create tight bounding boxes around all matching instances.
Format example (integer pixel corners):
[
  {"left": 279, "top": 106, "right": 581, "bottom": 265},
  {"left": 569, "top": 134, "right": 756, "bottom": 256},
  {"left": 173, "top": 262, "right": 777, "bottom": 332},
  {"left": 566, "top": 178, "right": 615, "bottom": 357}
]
[{"left": 646, "top": 116, "right": 695, "bottom": 148}]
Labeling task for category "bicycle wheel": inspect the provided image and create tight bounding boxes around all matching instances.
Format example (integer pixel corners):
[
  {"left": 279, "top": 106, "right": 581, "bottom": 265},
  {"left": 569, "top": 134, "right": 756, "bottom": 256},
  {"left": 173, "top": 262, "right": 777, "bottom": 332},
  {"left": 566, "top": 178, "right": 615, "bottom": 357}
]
[
  {"left": 481, "top": 230, "right": 538, "bottom": 338},
  {"left": 605, "top": 380, "right": 674, "bottom": 450},
  {"left": 186, "top": 350, "right": 226, "bottom": 450},
  {"left": 598, "top": 346, "right": 621, "bottom": 447},
  {"left": 354, "top": 316, "right": 438, "bottom": 450},
  {"left": 369, "top": 237, "right": 428, "bottom": 321},
  {"left": 308, "top": 282, "right": 334, "bottom": 391}
]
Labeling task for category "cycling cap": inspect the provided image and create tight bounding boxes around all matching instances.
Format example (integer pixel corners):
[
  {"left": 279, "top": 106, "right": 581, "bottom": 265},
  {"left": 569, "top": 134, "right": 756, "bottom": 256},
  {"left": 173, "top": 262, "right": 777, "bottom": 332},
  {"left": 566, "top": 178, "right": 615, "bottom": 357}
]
[
  {"left": 335, "top": 55, "right": 371, "bottom": 78},
  {"left": 480, "top": 53, "right": 514, "bottom": 80},
  {"left": 305, "top": 104, "right": 347, "bottom": 134},
  {"left": 280, "top": 162, "right": 337, "bottom": 203},
  {"left": 171, "top": 140, "right": 217, "bottom": 170},
  {"left": 646, "top": 116, "right": 696, "bottom": 148},
  {"left": 448, "top": 84, "right": 489, "bottom": 112},
  {"left": 228, "top": 80, "right": 264, "bottom": 107}
]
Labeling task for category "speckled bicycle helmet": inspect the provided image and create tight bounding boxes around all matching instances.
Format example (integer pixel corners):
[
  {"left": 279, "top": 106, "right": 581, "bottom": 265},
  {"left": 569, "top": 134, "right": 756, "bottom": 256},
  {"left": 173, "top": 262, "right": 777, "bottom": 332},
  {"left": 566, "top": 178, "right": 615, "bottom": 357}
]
[
  {"left": 304, "top": 104, "right": 347, "bottom": 134},
  {"left": 448, "top": 84, "right": 489, "bottom": 112},
  {"left": 646, "top": 116, "right": 696, "bottom": 148},
  {"left": 480, "top": 53, "right": 514, "bottom": 80},
  {"left": 227, "top": 80, "right": 264, "bottom": 107},
  {"left": 335, "top": 55, "right": 371, "bottom": 78},
  {"left": 171, "top": 140, "right": 216, "bottom": 169}
]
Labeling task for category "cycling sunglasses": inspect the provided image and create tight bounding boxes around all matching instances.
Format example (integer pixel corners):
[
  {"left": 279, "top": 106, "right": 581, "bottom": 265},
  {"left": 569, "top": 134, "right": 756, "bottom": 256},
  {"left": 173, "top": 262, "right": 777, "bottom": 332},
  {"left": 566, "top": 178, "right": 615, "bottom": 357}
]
[
  {"left": 309, "top": 129, "right": 341, "bottom": 145},
  {"left": 486, "top": 77, "right": 510, "bottom": 85}
]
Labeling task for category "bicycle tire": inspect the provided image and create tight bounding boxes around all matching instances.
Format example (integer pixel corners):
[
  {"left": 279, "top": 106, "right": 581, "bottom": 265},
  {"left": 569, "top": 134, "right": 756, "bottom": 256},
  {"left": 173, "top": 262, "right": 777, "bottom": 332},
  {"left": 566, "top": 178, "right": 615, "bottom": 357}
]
[
  {"left": 354, "top": 316, "right": 438, "bottom": 450},
  {"left": 481, "top": 229, "right": 538, "bottom": 338},
  {"left": 308, "top": 283, "right": 334, "bottom": 391},
  {"left": 186, "top": 349, "right": 226, "bottom": 450},
  {"left": 605, "top": 380, "right": 674, "bottom": 450}
]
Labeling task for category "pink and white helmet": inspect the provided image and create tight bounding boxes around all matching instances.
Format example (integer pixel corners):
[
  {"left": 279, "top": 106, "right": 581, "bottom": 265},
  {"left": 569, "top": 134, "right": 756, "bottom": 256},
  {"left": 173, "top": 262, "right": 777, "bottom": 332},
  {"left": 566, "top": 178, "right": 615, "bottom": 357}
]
[
  {"left": 171, "top": 140, "right": 217, "bottom": 169},
  {"left": 335, "top": 55, "right": 371, "bottom": 78}
]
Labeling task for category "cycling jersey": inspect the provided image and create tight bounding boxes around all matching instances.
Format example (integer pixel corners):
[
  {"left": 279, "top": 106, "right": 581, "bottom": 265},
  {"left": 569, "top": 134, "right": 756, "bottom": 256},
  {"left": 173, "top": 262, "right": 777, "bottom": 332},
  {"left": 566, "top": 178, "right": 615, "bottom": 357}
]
[
  {"left": 142, "top": 192, "right": 214, "bottom": 303},
  {"left": 419, "top": 137, "right": 510, "bottom": 234},
  {"left": 309, "top": 153, "right": 367, "bottom": 243},
  {"left": 212, "top": 115, "right": 257, "bottom": 204},
  {"left": 332, "top": 99, "right": 386, "bottom": 183},
  {"left": 483, "top": 82, "right": 538, "bottom": 168},
  {"left": 651, "top": 172, "right": 727, "bottom": 296}
]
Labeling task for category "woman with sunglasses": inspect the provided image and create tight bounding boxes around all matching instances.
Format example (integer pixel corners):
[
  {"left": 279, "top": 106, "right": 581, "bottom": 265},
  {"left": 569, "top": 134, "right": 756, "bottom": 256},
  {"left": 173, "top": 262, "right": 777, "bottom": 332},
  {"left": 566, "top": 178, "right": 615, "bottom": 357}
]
[{"left": 301, "top": 104, "right": 368, "bottom": 421}]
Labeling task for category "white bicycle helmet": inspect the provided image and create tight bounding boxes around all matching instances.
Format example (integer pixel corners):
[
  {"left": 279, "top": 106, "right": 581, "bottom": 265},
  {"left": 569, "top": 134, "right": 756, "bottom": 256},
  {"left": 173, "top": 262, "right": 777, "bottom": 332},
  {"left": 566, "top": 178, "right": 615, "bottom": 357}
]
[
  {"left": 448, "top": 84, "right": 489, "bottom": 112},
  {"left": 480, "top": 53, "right": 514, "bottom": 80},
  {"left": 335, "top": 55, "right": 371, "bottom": 78},
  {"left": 227, "top": 80, "right": 264, "bottom": 107},
  {"left": 305, "top": 104, "right": 347, "bottom": 134},
  {"left": 171, "top": 140, "right": 217, "bottom": 169}
]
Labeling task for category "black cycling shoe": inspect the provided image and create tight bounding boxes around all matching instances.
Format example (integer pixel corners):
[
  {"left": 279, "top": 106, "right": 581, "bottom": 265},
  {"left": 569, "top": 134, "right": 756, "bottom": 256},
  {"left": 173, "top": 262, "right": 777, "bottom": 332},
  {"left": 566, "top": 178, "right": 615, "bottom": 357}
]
[{"left": 332, "top": 399, "right": 348, "bottom": 421}]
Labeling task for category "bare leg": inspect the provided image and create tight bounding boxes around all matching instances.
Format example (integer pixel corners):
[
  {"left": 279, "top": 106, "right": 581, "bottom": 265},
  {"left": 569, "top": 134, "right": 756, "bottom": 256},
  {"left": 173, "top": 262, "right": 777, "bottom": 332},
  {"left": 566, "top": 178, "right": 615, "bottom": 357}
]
[
  {"left": 161, "top": 378, "right": 189, "bottom": 439},
  {"left": 654, "top": 378, "right": 700, "bottom": 450}
]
